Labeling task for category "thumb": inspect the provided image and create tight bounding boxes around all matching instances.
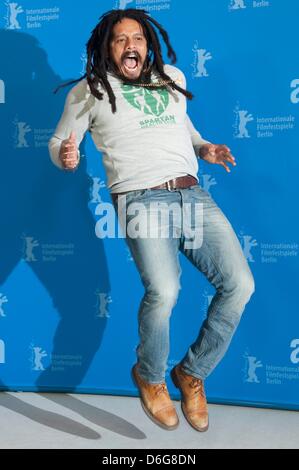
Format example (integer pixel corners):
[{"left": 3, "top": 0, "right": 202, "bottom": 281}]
[{"left": 69, "top": 130, "right": 76, "bottom": 141}]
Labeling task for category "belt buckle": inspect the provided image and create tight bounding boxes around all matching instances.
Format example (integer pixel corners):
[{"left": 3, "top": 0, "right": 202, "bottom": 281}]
[{"left": 166, "top": 180, "right": 174, "bottom": 191}]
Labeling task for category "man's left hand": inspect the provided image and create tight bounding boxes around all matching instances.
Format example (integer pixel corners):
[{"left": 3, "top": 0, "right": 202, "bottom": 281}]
[{"left": 199, "top": 143, "right": 236, "bottom": 173}]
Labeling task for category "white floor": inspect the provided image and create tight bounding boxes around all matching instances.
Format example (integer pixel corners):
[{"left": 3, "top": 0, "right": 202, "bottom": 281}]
[{"left": 0, "top": 392, "right": 298, "bottom": 449}]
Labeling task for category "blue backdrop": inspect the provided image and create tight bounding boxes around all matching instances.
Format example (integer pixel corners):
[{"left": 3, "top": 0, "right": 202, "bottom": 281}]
[{"left": 0, "top": 0, "right": 298, "bottom": 411}]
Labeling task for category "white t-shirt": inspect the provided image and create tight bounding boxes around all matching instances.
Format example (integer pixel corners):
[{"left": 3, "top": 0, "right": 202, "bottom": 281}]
[{"left": 48, "top": 64, "right": 210, "bottom": 193}]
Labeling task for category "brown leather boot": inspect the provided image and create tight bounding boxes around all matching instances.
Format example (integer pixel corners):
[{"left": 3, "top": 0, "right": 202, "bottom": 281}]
[
  {"left": 171, "top": 364, "right": 209, "bottom": 432},
  {"left": 131, "top": 363, "right": 179, "bottom": 430}
]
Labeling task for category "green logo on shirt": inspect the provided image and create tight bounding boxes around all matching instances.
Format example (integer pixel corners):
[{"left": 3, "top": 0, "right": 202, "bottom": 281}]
[{"left": 121, "top": 84, "right": 169, "bottom": 117}]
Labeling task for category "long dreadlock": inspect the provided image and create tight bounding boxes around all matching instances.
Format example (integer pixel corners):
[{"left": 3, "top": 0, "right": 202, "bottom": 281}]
[{"left": 53, "top": 8, "right": 194, "bottom": 113}]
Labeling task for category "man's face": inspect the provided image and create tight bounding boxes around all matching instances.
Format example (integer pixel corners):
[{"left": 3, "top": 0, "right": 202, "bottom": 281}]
[{"left": 109, "top": 18, "right": 148, "bottom": 80}]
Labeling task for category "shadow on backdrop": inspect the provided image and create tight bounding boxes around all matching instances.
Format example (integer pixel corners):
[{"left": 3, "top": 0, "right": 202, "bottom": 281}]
[{"left": 0, "top": 29, "right": 111, "bottom": 392}]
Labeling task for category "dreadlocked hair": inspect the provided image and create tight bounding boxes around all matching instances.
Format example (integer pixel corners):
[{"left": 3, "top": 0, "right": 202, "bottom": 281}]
[{"left": 53, "top": 8, "right": 194, "bottom": 113}]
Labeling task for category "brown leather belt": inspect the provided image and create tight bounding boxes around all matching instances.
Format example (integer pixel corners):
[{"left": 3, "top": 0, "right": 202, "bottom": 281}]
[
  {"left": 151, "top": 174, "right": 198, "bottom": 191},
  {"left": 111, "top": 175, "right": 198, "bottom": 203}
]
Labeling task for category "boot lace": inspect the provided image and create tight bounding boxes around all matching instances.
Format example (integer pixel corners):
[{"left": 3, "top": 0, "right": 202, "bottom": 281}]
[
  {"left": 154, "top": 383, "right": 167, "bottom": 397},
  {"left": 189, "top": 377, "right": 205, "bottom": 398}
]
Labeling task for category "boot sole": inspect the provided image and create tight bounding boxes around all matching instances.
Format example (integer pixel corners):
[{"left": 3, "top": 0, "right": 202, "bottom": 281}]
[
  {"left": 171, "top": 367, "right": 209, "bottom": 433},
  {"left": 131, "top": 366, "right": 179, "bottom": 431}
]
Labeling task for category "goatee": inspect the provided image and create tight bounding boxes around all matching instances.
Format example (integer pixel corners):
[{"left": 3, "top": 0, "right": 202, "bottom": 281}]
[{"left": 107, "top": 59, "right": 153, "bottom": 85}]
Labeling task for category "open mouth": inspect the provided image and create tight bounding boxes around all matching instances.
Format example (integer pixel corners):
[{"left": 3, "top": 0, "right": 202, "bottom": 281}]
[{"left": 122, "top": 54, "right": 139, "bottom": 72}]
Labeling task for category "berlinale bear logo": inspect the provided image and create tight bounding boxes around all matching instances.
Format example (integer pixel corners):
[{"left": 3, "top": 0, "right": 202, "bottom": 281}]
[{"left": 121, "top": 84, "right": 169, "bottom": 117}]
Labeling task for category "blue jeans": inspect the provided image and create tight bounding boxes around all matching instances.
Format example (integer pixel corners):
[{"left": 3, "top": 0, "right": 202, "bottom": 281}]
[{"left": 113, "top": 183, "right": 255, "bottom": 383}]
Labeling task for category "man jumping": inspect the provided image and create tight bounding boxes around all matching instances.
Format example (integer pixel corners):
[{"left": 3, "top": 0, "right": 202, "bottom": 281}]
[{"left": 48, "top": 8, "right": 255, "bottom": 432}]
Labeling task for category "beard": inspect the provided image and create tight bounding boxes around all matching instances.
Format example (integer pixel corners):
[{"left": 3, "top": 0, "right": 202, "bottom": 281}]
[{"left": 106, "top": 57, "right": 153, "bottom": 85}]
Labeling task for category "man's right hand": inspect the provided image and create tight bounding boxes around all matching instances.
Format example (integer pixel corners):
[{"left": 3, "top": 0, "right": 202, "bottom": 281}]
[{"left": 59, "top": 131, "right": 79, "bottom": 170}]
